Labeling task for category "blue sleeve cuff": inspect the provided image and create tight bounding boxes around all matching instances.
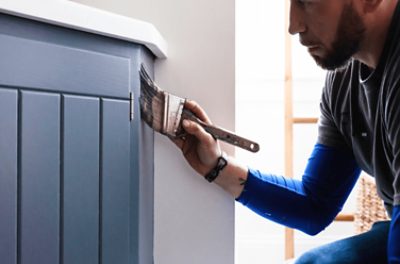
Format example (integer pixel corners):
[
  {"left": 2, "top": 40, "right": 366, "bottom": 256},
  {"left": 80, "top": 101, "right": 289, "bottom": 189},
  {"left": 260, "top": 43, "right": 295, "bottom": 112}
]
[
  {"left": 389, "top": 205, "right": 400, "bottom": 263},
  {"left": 236, "top": 167, "right": 305, "bottom": 206}
]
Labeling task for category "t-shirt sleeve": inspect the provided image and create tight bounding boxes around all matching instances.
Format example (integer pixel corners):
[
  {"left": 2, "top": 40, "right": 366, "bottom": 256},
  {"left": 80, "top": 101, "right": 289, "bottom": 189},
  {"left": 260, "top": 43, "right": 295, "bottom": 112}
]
[
  {"left": 384, "top": 76, "right": 400, "bottom": 263},
  {"left": 384, "top": 80, "right": 400, "bottom": 206},
  {"left": 317, "top": 72, "right": 349, "bottom": 148}
]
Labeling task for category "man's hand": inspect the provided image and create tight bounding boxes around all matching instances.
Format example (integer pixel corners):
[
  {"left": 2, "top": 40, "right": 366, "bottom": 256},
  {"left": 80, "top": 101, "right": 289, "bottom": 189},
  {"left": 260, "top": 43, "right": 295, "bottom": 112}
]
[
  {"left": 171, "top": 100, "right": 221, "bottom": 176},
  {"left": 171, "top": 100, "right": 249, "bottom": 198}
]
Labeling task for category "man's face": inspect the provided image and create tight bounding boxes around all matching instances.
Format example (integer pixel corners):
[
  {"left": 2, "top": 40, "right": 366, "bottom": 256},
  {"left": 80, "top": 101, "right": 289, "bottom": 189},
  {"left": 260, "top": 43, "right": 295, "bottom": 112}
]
[{"left": 290, "top": 0, "right": 366, "bottom": 70}]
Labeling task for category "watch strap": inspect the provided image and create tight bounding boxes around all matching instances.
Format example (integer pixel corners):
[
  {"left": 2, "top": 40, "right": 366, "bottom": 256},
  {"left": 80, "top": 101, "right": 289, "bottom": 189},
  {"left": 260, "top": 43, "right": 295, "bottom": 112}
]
[{"left": 205, "top": 152, "right": 228, "bottom": 182}]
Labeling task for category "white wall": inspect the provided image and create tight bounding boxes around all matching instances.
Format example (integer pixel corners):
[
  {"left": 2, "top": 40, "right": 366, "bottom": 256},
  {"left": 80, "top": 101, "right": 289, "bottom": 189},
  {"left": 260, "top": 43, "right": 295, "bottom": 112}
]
[{"left": 71, "top": 0, "right": 235, "bottom": 263}]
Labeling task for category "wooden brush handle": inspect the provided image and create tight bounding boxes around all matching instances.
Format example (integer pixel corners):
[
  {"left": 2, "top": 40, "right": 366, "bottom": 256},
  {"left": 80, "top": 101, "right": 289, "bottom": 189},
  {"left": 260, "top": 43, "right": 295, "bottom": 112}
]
[{"left": 182, "top": 110, "right": 260, "bottom": 153}]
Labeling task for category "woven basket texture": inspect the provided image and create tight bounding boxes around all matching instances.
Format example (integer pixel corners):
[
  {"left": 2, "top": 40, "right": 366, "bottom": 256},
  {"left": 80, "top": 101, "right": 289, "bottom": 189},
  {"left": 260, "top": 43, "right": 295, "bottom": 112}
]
[{"left": 354, "top": 175, "right": 390, "bottom": 234}]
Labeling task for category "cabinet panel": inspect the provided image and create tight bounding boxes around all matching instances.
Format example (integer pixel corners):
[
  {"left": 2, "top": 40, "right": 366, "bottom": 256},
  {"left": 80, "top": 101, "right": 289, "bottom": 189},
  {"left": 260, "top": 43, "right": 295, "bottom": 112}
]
[
  {"left": 101, "top": 99, "right": 131, "bottom": 264},
  {"left": 63, "top": 95, "right": 100, "bottom": 264},
  {"left": 20, "top": 91, "right": 60, "bottom": 264},
  {"left": 0, "top": 34, "right": 130, "bottom": 98},
  {"left": 0, "top": 88, "right": 17, "bottom": 264}
]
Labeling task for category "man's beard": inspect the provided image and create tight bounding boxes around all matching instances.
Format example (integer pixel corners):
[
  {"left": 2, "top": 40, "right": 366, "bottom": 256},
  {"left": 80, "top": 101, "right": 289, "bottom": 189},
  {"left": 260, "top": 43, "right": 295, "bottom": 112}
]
[{"left": 313, "top": 4, "right": 366, "bottom": 70}]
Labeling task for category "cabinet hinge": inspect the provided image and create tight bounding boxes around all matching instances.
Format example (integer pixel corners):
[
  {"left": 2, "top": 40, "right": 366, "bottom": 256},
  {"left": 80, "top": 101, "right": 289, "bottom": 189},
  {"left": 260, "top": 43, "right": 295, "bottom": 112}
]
[{"left": 129, "top": 92, "right": 134, "bottom": 121}]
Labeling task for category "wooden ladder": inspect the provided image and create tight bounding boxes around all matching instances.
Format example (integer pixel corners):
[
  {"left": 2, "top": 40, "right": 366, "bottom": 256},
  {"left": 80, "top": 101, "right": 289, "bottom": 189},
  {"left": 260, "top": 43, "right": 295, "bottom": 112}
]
[{"left": 283, "top": 0, "right": 354, "bottom": 260}]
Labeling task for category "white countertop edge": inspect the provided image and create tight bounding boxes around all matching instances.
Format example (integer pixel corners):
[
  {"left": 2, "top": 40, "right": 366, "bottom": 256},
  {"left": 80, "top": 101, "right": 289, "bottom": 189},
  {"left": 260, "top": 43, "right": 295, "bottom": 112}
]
[{"left": 0, "top": 0, "right": 168, "bottom": 59}]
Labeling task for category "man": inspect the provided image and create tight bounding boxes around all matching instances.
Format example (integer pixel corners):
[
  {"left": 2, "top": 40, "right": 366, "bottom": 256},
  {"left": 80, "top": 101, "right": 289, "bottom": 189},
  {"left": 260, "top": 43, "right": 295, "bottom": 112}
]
[{"left": 173, "top": 0, "right": 400, "bottom": 263}]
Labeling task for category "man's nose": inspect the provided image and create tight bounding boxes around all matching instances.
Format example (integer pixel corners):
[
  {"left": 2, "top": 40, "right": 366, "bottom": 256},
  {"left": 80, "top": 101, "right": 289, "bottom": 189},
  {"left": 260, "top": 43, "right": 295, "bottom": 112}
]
[{"left": 288, "top": 3, "right": 306, "bottom": 35}]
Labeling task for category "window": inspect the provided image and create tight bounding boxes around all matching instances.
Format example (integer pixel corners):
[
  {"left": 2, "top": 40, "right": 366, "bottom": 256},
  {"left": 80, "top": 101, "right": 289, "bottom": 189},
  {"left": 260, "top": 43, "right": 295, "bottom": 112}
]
[{"left": 235, "top": 1, "right": 357, "bottom": 263}]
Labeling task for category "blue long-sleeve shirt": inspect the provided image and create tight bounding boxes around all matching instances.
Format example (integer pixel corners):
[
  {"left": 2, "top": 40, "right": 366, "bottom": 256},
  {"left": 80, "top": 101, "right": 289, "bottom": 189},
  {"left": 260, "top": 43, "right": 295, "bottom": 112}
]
[
  {"left": 236, "top": 144, "right": 400, "bottom": 263},
  {"left": 236, "top": 143, "right": 361, "bottom": 235}
]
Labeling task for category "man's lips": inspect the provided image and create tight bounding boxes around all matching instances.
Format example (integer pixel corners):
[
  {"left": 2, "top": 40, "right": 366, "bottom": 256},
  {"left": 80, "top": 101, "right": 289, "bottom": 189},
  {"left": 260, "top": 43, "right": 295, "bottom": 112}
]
[
  {"left": 301, "top": 41, "right": 317, "bottom": 46},
  {"left": 299, "top": 37, "right": 322, "bottom": 55},
  {"left": 299, "top": 37, "right": 318, "bottom": 47},
  {"left": 300, "top": 40, "right": 320, "bottom": 53},
  {"left": 307, "top": 45, "right": 319, "bottom": 52}
]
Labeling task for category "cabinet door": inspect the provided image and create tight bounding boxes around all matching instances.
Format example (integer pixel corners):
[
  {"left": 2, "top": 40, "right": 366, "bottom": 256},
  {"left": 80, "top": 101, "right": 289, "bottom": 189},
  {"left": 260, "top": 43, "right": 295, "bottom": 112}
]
[{"left": 0, "top": 13, "right": 154, "bottom": 264}]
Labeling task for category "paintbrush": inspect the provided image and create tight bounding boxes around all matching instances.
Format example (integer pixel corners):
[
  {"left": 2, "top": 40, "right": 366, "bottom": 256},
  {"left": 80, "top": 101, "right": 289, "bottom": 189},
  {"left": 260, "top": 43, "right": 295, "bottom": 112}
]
[{"left": 139, "top": 65, "right": 260, "bottom": 153}]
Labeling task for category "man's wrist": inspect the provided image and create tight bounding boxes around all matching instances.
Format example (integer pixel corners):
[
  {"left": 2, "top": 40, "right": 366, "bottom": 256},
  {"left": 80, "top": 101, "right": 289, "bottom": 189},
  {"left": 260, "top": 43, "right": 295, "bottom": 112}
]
[
  {"left": 204, "top": 151, "right": 228, "bottom": 182},
  {"left": 212, "top": 154, "right": 249, "bottom": 198}
]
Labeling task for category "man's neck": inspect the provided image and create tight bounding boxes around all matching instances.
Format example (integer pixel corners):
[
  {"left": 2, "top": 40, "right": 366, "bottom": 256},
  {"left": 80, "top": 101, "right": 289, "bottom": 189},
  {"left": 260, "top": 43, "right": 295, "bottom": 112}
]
[{"left": 354, "top": 0, "right": 398, "bottom": 69}]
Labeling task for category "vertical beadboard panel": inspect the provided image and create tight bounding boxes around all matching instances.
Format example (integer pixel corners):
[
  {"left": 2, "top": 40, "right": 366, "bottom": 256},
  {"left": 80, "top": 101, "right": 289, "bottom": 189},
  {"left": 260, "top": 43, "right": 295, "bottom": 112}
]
[
  {"left": 20, "top": 91, "right": 60, "bottom": 264},
  {"left": 101, "top": 99, "right": 130, "bottom": 264},
  {"left": 63, "top": 95, "right": 99, "bottom": 264},
  {"left": 0, "top": 88, "right": 18, "bottom": 264}
]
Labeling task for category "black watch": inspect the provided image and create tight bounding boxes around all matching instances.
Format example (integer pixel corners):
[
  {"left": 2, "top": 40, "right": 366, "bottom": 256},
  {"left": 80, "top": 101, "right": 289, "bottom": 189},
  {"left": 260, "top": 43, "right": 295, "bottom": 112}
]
[{"left": 205, "top": 152, "right": 228, "bottom": 183}]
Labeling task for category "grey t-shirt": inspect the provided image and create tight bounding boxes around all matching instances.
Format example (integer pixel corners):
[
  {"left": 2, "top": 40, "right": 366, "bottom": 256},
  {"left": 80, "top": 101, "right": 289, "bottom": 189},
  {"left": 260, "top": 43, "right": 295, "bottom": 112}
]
[{"left": 317, "top": 3, "right": 400, "bottom": 214}]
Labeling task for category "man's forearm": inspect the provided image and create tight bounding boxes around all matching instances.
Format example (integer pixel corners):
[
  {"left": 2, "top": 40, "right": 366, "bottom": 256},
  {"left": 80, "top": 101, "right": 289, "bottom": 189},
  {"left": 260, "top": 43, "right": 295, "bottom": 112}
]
[{"left": 213, "top": 155, "right": 248, "bottom": 198}]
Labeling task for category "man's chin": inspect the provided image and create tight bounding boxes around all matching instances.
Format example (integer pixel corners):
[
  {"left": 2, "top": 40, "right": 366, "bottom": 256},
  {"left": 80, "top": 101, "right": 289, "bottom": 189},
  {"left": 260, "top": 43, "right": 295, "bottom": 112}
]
[
  {"left": 311, "top": 55, "right": 330, "bottom": 70},
  {"left": 309, "top": 51, "right": 331, "bottom": 70},
  {"left": 312, "top": 54, "right": 351, "bottom": 71}
]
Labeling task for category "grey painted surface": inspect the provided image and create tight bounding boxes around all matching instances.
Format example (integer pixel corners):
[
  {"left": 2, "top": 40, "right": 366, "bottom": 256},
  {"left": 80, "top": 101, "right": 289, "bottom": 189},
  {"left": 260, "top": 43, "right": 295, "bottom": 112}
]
[
  {"left": 0, "top": 88, "right": 18, "bottom": 264},
  {"left": 0, "top": 12, "right": 154, "bottom": 264},
  {"left": 136, "top": 52, "right": 155, "bottom": 264},
  {"left": 102, "top": 99, "right": 131, "bottom": 264},
  {"left": 20, "top": 91, "right": 60, "bottom": 264},
  {"left": 0, "top": 34, "right": 130, "bottom": 99},
  {"left": 63, "top": 95, "right": 100, "bottom": 264}
]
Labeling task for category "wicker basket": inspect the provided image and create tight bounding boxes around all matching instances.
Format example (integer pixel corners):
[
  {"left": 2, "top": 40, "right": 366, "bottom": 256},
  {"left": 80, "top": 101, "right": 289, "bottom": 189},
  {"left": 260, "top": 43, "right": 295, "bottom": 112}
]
[{"left": 354, "top": 175, "right": 390, "bottom": 234}]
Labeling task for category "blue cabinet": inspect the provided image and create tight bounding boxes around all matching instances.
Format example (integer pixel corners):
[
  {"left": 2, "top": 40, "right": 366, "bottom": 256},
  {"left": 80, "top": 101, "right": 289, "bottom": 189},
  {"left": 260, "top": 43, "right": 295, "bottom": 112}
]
[{"left": 0, "top": 13, "right": 154, "bottom": 264}]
